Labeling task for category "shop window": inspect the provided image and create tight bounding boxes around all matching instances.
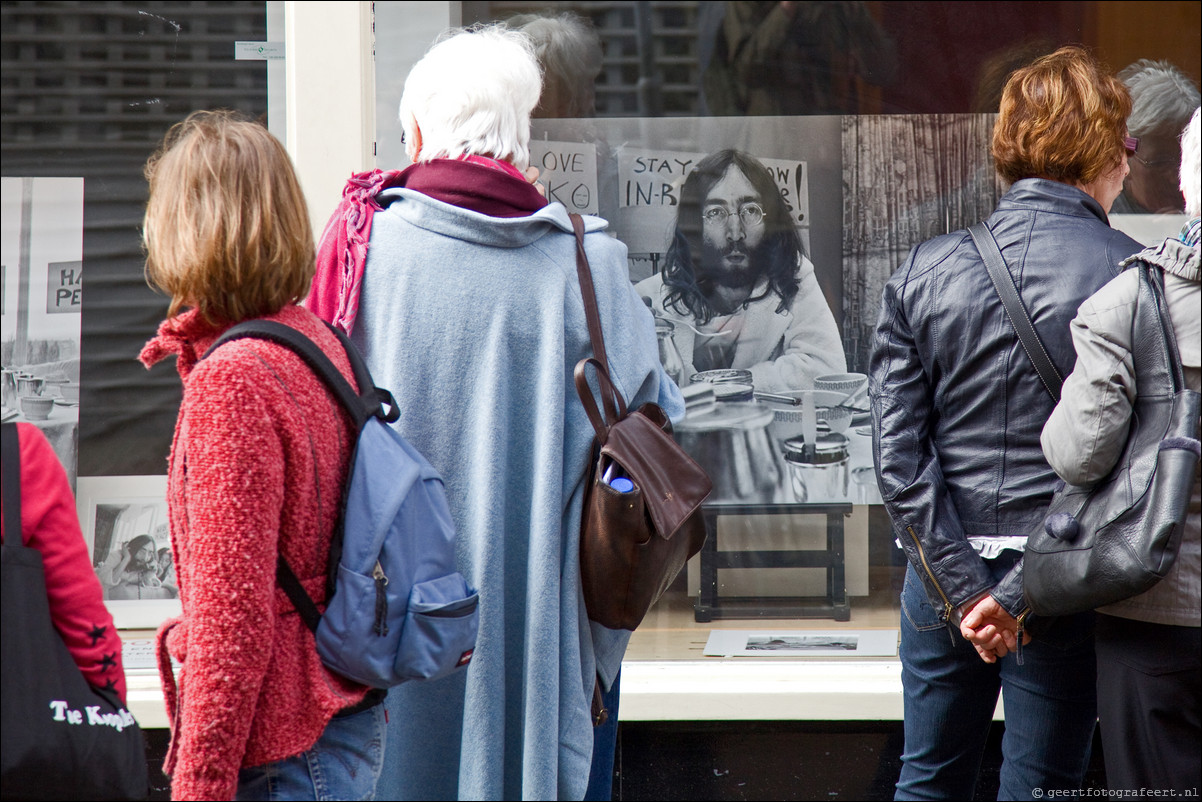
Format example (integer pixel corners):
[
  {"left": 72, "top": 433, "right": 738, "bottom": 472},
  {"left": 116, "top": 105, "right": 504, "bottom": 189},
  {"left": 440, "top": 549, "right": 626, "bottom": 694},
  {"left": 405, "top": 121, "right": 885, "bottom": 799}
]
[
  {"left": 372, "top": 1, "right": 1200, "bottom": 666},
  {"left": 2, "top": 0, "right": 1197, "bottom": 688},
  {"left": 2, "top": 1, "right": 270, "bottom": 489}
]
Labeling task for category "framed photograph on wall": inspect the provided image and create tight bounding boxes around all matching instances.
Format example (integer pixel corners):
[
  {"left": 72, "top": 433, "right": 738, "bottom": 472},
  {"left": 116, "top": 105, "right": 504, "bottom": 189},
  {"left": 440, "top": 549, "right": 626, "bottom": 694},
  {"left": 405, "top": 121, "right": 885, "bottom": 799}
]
[
  {"left": 75, "top": 475, "right": 179, "bottom": 629},
  {"left": 1, "top": 176, "right": 85, "bottom": 489}
]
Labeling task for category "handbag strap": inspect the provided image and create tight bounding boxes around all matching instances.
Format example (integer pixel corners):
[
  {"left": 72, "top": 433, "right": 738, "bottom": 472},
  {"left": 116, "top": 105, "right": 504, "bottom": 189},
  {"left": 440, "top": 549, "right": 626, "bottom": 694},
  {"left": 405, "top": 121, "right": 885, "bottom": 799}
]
[
  {"left": 969, "top": 222, "right": 1064, "bottom": 403},
  {"left": 1142, "top": 264, "right": 1188, "bottom": 395},
  {"left": 574, "top": 357, "right": 629, "bottom": 444},
  {"left": 570, "top": 213, "right": 622, "bottom": 425},
  {"left": 2, "top": 422, "right": 19, "bottom": 544}
]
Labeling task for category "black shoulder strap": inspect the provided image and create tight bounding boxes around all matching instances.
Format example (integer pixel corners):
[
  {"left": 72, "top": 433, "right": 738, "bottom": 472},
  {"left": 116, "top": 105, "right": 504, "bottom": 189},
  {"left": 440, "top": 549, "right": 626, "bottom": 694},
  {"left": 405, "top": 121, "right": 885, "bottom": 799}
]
[
  {"left": 323, "top": 323, "right": 400, "bottom": 424},
  {"left": 1143, "top": 264, "right": 1188, "bottom": 394},
  {"left": 206, "top": 320, "right": 362, "bottom": 421},
  {"left": 202, "top": 319, "right": 394, "bottom": 634},
  {"left": 2, "top": 423, "right": 20, "bottom": 545},
  {"left": 969, "top": 222, "right": 1064, "bottom": 403},
  {"left": 276, "top": 556, "right": 323, "bottom": 633}
]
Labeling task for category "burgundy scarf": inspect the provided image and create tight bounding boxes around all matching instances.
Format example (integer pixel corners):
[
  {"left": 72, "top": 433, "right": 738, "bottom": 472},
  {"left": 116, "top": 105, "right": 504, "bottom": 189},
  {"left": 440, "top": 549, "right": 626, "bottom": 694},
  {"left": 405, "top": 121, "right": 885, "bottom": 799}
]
[{"left": 307, "top": 156, "right": 547, "bottom": 333}]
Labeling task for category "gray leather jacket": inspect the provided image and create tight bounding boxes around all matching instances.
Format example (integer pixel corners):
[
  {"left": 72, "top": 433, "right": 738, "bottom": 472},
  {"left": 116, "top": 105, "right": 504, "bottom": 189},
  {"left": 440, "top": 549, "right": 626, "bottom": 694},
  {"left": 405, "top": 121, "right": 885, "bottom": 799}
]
[{"left": 870, "top": 178, "right": 1142, "bottom": 622}]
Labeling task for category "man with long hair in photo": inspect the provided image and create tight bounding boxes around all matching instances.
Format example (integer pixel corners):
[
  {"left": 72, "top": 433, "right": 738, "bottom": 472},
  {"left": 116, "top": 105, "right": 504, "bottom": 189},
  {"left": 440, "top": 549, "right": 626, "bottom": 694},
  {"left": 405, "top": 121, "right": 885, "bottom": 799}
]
[{"left": 636, "top": 148, "right": 846, "bottom": 392}]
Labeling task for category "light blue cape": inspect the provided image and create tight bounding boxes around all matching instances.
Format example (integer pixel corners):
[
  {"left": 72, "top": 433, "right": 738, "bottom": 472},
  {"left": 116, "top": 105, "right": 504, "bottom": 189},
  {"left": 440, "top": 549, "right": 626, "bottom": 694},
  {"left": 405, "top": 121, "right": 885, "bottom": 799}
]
[{"left": 352, "top": 189, "right": 683, "bottom": 800}]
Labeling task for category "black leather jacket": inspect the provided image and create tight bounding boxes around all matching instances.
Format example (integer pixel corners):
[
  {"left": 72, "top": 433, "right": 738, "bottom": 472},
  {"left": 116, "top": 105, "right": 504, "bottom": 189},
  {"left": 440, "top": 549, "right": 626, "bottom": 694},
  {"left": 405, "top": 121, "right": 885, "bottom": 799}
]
[{"left": 869, "top": 179, "right": 1142, "bottom": 622}]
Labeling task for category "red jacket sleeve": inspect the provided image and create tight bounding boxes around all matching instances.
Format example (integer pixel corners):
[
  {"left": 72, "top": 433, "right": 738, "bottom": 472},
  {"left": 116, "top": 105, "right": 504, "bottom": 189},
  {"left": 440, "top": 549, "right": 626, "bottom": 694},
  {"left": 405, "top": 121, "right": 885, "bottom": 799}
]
[{"left": 6, "top": 423, "right": 128, "bottom": 702}]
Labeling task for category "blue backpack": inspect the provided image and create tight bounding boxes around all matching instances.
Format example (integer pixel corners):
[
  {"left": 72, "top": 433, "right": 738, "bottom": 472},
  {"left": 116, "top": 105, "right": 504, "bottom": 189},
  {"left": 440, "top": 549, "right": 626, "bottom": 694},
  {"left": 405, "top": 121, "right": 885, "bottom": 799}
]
[{"left": 206, "top": 320, "right": 479, "bottom": 688}]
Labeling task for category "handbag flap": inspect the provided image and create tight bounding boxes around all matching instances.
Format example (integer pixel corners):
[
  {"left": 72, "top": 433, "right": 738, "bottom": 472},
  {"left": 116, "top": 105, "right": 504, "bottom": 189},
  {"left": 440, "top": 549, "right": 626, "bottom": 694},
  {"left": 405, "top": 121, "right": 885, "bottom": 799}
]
[{"left": 600, "top": 405, "right": 713, "bottom": 540}]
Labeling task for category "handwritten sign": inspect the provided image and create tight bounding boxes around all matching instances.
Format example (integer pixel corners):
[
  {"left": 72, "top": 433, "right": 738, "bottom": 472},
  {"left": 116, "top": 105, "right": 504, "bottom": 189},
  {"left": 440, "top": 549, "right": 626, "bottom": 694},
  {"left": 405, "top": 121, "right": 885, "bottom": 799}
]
[
  {"left": 616, "top": 148, "right": 810, "bottom": 254},
  {"left": 528, "top": 141, "right": 598, "bottom": 214},
  {"left": 46, "top": 260, "right": 81, "bottom": 314},
  {"left": 620, "top": 151, "right": 705, "bottom": 208}
]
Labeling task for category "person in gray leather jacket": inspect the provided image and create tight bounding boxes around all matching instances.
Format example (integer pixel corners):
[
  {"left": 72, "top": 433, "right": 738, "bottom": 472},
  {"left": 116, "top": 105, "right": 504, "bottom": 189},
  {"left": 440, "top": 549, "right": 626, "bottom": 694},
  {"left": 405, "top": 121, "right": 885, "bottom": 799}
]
[
  {"left": 870, "top": 46, "right": 1143, "bottom": 800},
  {"left": 1041, "top": 107, "right": 1200, "bottom": 796}
]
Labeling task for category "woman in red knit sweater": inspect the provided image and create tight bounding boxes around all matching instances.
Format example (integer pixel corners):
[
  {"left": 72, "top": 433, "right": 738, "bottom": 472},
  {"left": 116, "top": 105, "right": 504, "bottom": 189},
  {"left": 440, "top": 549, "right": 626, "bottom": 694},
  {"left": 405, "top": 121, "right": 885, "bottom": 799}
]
[{"left": 138, "top": 110, "right": 380, "bottom": 801}]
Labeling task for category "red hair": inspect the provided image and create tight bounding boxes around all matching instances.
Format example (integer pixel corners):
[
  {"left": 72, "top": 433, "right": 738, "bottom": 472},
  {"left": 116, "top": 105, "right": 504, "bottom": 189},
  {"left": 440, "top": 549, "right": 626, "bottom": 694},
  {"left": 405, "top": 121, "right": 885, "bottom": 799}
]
[{"left": 992, "top": 46, "right": 1132, "bottom": 185}]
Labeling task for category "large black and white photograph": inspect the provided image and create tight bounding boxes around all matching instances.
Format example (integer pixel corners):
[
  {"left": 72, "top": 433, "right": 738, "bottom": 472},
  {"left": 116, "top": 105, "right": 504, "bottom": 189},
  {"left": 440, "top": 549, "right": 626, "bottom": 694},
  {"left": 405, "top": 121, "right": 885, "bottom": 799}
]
[
  {"left": 531, "top": 115, "right": 877, "bottom": 510},
  {"left": 1, "top": 176, "right": 84, "bottom": 488},
  {"left": 76, "top": 475, "right": 179, "bottom": 628}
]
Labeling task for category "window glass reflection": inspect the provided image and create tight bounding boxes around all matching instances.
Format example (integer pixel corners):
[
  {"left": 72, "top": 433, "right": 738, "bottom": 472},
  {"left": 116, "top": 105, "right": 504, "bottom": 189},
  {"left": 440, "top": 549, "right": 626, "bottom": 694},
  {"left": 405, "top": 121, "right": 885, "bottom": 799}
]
[
  {"left": 465, "top": 2, "right": 1199, "bottom": 119},
  {"left": 446, "top": 2, "right": 1198, "bottom": 653},
  {"left": 1, "top": 2, "right": 269, "bottom": 476}
]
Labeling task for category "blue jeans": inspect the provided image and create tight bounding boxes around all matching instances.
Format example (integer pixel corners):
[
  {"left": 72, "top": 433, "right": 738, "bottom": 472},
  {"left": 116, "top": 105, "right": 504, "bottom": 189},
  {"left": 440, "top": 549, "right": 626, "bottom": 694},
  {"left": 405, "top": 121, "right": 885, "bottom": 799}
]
[
  {"left": 584, "top": 671, "right": 621, "bottom": 801},
  {"left": 235, "top": 703, "right": 386, "bottom": 801},
  {"left": 895, "top": 558, "right": 1097, "bottom": 801}
]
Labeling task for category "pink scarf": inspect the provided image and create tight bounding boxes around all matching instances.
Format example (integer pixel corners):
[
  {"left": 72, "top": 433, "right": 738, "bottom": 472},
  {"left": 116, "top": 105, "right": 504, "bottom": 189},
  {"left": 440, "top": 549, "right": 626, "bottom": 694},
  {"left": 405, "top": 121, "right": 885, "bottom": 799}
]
[{"left": 307, "top": 157, "right": 546, "bottom": 333}]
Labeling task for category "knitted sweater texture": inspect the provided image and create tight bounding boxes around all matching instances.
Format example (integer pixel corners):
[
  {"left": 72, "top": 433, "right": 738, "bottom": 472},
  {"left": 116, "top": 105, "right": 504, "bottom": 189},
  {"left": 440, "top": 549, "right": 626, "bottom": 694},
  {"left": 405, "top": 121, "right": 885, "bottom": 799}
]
[{"left": 139, "top": 304, "right": 368, "bottom": 801}]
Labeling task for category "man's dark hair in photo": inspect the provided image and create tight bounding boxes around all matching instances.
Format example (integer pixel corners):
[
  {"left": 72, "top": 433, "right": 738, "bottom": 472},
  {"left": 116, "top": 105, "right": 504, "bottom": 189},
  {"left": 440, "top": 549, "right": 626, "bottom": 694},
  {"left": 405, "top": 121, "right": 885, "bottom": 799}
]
[{"left": 662, "top": 149, "right": 803, "bottom": 325}]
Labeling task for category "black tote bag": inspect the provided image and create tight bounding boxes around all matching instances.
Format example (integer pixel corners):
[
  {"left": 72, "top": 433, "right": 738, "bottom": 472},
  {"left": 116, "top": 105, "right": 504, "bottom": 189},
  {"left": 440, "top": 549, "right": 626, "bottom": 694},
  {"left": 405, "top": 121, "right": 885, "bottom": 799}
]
[{"left": 1, "top": 424, "right": 148, "bottom": 800}]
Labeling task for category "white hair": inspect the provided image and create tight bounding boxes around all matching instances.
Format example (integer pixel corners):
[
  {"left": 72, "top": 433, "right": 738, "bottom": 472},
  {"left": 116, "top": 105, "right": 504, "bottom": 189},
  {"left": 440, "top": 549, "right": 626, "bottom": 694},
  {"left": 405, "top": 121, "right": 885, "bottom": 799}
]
[
  {"left": 508, "top": 13, "right": 604, "bottom": 118},
  {"left": 1181, "top": 107, "right": 1201, "bottom": 218},
  {"left": 399, "top": 25, "right": 542, "bottom": 170},
  {"left": 1119, "top": 59, "right": 1200, "bottom": 137}
]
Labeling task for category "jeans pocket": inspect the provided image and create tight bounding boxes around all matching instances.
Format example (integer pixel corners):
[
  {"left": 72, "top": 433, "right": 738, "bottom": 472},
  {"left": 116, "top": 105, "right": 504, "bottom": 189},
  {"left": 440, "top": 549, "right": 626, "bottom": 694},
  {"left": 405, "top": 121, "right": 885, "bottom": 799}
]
[
  {"left": 900, "top": 567, "right": 947, "bottom": 632},
  {"left": 236, "top": 707, "right": 386, "bottom": 802},
  {"left": 310, "top": 705, "right": 387, "bottom": 802}
]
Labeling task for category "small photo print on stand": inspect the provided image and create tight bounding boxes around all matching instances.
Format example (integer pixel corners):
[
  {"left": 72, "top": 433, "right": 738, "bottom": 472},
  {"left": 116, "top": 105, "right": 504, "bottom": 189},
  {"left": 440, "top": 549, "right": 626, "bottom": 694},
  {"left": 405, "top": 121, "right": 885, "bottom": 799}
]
[
  {"left": 704, "top": 629, "right": 899, "bottom": 657},
  {"left": 76, "top": 475, "right": 180, "bottom": 629}
]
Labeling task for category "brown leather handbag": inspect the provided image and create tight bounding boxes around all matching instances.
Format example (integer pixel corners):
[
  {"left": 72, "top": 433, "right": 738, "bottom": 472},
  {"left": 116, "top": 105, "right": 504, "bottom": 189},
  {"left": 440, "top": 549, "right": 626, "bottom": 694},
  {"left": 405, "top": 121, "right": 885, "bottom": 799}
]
[{"left": 570, "top": 214, "right": 713, "bottom": 631}]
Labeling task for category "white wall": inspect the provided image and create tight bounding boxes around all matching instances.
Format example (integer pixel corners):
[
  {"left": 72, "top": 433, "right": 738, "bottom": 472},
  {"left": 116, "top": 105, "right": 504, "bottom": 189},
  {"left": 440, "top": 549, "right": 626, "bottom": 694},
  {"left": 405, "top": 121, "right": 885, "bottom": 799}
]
[
  {"left": 283, "top": 1, "right": 375, "bottom": 237},
  {"left": 283, "top": 1, "right": 461, "bottom": 235}
]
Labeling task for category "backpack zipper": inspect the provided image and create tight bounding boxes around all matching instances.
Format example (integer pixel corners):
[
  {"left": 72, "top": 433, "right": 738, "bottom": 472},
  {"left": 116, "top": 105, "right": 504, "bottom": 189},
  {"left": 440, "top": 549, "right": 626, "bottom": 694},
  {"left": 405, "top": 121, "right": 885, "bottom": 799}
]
[{"left": 372, "top": 561, "right": 389, "bottom": 636}]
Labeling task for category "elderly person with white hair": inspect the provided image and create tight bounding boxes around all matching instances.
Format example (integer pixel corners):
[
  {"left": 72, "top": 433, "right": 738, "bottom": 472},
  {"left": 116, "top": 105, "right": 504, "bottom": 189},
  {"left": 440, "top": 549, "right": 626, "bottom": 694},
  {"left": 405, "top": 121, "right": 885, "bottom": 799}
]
[
  {"left": 1112, "top": 59, "right": 1200, "bottom": 213},
  {"left": 308, "top": 25, "right": 682, "bottom": 801},
  {"left": 1042, "top": 106, "right": 1201, "bottom": 795},
  {"left": 507, "top": 11, "right": 604, "bottom": 119}
]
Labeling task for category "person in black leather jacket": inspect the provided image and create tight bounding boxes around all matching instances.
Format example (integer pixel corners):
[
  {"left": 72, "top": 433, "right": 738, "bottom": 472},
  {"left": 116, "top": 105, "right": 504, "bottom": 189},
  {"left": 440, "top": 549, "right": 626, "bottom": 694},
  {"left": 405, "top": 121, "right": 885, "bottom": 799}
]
[{"left": 870, "top": 46, "right": 1143, "bottom": 800}]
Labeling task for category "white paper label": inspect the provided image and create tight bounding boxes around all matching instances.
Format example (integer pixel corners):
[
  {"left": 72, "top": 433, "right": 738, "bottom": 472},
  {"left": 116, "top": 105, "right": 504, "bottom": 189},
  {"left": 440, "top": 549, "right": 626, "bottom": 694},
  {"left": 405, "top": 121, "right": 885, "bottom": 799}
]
[{"left": 235, "top": 41, "right": 285, "bottom": 61}]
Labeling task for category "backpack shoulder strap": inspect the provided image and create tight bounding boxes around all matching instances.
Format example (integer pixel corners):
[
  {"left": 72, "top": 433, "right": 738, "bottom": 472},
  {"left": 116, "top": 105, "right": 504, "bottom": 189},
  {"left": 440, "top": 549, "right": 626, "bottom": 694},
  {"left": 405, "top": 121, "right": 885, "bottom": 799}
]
[
  {"left": 275, "top": 555, "right": 323, "bottom": 633},
  {"left": 329, "top": 323, "right": 401, "bottom": 425},
  {"left": 206, "top": 319, "right": 398, "bottom": 426},
  {"left": 203, "top": 320, "right": 375, "bottom": 635},
  {"left": 2, "top": 422, "right": 20, "bottom": 544}
]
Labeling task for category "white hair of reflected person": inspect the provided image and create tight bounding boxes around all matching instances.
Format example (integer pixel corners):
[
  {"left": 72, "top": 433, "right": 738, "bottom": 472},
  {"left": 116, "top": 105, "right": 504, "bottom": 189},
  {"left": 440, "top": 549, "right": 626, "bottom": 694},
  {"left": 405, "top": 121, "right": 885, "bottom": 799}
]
[
  {"left": 1119, "top": 59, "right": 1200, "bottom": 139},
  {"left": 1180, "top": 107, "right": 1201, "bottom": 218},
  {"left": 399, "top": 25, "right": 542, "bottom": 171}
]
